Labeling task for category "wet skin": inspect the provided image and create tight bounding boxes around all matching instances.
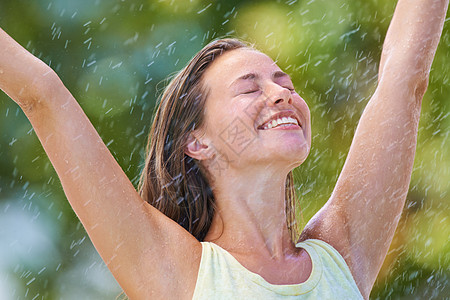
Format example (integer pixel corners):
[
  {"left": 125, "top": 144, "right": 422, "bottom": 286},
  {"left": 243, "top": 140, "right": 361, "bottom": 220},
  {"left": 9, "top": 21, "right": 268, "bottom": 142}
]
[{"left": 199, "top": 48, "right": 312, "bottom": 175}]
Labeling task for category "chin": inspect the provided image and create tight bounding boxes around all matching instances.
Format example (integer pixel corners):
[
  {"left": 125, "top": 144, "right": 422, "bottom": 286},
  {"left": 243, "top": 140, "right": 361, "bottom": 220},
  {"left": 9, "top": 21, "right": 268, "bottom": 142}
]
[
  {"left": 251, "top": 138, "right": 310, "bottom": 169},
  {"left": 276, "top": 134, "right": 310, "bottom": 156},
  {"left": 286, "top": 142, "right": 310, "bottom": 168}
]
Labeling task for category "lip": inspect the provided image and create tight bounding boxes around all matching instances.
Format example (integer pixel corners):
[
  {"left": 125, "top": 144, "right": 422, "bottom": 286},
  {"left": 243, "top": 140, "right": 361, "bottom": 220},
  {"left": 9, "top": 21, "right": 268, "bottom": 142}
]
[
  {"left": 257, "top": 110, "right": 302, "bottom": 130},
  {"left": 263, "top": 123, "right": 301, "bottom": 130}
]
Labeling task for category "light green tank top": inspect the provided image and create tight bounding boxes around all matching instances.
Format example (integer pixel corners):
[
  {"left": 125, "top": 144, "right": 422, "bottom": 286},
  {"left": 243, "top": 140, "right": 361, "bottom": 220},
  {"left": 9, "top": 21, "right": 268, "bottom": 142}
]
[{"left": 192, "top": 239, "right": 364, "bottom": 299}]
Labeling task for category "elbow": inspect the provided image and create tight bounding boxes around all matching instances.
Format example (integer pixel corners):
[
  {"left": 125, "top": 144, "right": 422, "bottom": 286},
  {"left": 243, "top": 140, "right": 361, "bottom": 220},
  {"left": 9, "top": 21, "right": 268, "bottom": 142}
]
[
  {"left": 22, "top": 65, "right": 62, "bottom": 115},
  {"left": 378, "top": 51, "right": 432, "bottom": 104},
  {"left": 378, "top": 64, "right": 430, "bottom": 107},
  {"left": 414, "top": 74, "right": 429, "bottom": 103}
]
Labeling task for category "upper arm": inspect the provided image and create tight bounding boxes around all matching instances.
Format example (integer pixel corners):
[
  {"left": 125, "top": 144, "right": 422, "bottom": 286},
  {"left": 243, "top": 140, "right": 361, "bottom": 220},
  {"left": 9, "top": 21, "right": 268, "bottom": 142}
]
[
  {"left": 300, "top": 0, "right": 448, "bottom": 297},
  {"left": 301, "top": 82, "right": 420, "bottom": 298},
  {"left": 21, "top": 72, "right": 202, "bottom": 299},
  {"left": 1, "top": 27, "right": 202, "bottom": 298}
]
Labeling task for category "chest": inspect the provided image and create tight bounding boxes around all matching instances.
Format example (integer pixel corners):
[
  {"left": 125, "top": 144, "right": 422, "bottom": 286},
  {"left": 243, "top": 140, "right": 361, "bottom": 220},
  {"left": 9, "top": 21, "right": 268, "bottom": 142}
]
[{"left": 231, "top": 248, "right": 312, "bottom": 285}]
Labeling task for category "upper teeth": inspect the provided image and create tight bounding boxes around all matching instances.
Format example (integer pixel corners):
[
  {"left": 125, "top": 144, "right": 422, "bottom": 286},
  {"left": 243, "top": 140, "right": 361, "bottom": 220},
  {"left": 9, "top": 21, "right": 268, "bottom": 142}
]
[{"left": 263, "top": 117, "right": 299, "bottom": 129}]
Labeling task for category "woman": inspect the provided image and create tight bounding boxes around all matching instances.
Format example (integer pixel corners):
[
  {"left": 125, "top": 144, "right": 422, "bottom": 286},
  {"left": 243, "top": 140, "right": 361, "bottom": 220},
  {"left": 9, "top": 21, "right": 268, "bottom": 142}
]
[{"left": 0, "top": 0, "right": 447, "bottom": 299}]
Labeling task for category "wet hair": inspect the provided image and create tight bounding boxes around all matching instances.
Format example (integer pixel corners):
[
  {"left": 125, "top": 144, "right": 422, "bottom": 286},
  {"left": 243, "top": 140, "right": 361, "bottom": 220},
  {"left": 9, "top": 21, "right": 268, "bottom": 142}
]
[{"left": 138, "top": 38, "right": 300, "bottom": 242}]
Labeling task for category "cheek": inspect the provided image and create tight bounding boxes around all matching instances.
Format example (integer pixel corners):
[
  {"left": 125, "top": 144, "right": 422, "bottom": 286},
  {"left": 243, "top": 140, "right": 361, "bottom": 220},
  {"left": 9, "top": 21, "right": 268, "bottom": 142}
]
[
  {"left": 203, "top": 104, "right": 236, "bottom": 145},
  {"left": 294, "top": 96, "right": 311, "bottom": 120},
  {"left": 294, "top": 93, "right": 308, "bottom": 108}
]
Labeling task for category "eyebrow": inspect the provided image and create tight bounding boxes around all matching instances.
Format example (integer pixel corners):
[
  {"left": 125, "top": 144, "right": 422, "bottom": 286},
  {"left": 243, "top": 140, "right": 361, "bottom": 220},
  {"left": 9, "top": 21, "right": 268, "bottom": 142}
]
[
  {"left": 273, "top": 71, "right": 290, "bottom": 79},
  {"left": 229, "top": 71, "right": 291, "bottom": 87},
  {"left": 229, "top": 73, "right": 257, "bottom": 87}
]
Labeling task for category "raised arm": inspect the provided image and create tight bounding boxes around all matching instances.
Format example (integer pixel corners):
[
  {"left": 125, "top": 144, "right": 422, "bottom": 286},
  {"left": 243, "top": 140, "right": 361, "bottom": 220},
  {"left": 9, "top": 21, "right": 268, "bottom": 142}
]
[
  {"left": 300, "top": 0, "right": 449, "bottom": 297},
  {"left": 0, "top": 28, "right": 200, "bottom": 299}
]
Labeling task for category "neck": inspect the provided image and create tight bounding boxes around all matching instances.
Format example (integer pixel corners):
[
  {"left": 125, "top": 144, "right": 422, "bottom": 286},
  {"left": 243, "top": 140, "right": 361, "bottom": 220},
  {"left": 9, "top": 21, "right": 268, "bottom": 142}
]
[{"left": 204, "top": 165, "right": 296, "bottom": 259}]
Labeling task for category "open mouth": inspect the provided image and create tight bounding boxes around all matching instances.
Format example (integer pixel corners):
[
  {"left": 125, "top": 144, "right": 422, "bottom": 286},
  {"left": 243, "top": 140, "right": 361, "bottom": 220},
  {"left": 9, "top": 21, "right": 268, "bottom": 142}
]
[{"left": 257, "top": 112, "right": 302, "bottom": 130}]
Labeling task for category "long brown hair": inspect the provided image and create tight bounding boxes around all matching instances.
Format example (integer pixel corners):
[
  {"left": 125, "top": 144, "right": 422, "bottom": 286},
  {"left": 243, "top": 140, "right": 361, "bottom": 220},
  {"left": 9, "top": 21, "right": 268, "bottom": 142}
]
[{"left": 138, "top": 38, "right": 300, "bottom": 242}]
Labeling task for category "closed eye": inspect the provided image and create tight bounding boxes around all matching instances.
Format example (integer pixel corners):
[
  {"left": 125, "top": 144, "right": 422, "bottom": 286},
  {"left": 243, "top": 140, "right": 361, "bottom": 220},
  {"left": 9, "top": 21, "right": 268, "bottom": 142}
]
[
  {"left": 285, "top": 86, "right": 295, "bottom": 92},
  {"left": 242, "top": 89, "right": 259, "bottom": 94}
]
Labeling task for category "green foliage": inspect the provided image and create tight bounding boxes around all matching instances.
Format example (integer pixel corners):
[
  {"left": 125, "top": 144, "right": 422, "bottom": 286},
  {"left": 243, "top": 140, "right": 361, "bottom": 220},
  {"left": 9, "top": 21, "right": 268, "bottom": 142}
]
[{"left": 0, "top": 0, "right": 448, "bottom": 298}]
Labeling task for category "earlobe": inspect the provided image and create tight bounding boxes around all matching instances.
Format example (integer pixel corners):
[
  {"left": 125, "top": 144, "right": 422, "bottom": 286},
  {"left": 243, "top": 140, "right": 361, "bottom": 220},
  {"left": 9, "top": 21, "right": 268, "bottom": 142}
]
[{"left": 184, "top": 133, "right": 212, "bottom": 161}]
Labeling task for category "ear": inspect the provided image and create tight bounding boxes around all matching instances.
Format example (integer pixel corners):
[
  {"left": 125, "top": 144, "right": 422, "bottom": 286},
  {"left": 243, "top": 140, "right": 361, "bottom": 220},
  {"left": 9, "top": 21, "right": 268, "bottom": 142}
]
[{"left": 184, "top": 132, "right": 213, "bottom": 161}]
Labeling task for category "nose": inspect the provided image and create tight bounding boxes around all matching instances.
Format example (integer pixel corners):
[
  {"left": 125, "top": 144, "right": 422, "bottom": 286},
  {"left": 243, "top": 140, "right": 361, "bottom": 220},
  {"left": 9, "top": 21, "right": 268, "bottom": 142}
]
[{"left": 264, "top": 83, "right": 292, "bottom": 106}]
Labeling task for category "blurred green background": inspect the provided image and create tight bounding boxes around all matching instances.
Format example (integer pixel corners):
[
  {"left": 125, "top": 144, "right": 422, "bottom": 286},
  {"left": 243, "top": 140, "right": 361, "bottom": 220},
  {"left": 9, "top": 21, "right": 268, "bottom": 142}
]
[{"left": 0, "top": 0, "right": 448, "bottom": 299}]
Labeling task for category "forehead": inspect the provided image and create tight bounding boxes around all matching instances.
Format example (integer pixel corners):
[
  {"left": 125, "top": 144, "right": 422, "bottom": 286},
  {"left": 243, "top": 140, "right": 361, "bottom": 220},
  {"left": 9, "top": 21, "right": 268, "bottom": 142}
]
[{"left": 203, "top": 48, "right": 282, "bottom": 85}]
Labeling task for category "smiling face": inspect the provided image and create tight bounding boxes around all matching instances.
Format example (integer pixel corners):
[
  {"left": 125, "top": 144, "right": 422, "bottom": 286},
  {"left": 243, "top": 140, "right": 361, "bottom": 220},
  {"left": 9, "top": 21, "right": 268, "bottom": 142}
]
[{"left": 198, "top": 48, "right": 311, "bottom": 175}]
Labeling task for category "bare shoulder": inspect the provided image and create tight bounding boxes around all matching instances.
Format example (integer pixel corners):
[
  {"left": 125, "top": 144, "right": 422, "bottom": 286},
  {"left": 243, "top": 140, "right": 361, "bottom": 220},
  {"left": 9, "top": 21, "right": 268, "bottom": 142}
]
[
  {"left": 299, "top": 201, "right": 369, "bottom": 297},
  {"left": 123, "top": 214, "right": 203, "bottom": 299},
  {"left": 299, "top": 201, "right": 350, "bottom": 256}
]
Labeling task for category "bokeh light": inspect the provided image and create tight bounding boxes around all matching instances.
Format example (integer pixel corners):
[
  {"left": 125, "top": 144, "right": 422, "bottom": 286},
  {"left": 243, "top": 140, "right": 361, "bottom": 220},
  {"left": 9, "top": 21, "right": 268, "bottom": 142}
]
[{"left": 0, "top": 0, "right": 448, "bottom": 299}]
